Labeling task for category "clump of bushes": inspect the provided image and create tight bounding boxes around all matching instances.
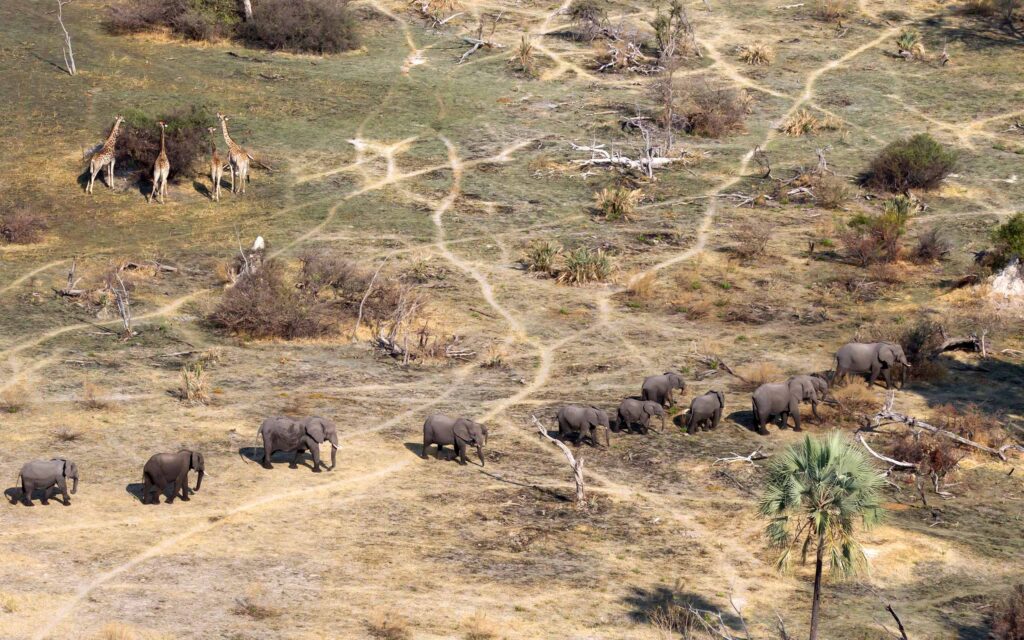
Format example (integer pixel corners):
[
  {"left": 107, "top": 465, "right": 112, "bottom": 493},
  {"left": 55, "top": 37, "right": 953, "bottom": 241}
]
[
  {"left": 559, "top": 247, "right": 613, "bottom": 285},
  {"left": 779, "top": 109, "right": 841, "bottom": 136},
  {"left": 568, "top": 0, "right": 608, "bottom": 40},
  {"left": 593, "top": 186, "right": 641, "bottom": 220},
  {"left": 731, "top": 220, "right": 773, "bottom": 260},
  {"left": 738, "top": 42, "right": 774, "bottom": 66},
  {"left": 236, "top": 0, "right": 359, "bottom": 54},
  {"left": 813, "top": 173, "right": 852, "bottom": 209},
  {"left": 0, "top": 205, "right": 49, "bottom": 244},
  {"left": 814, "top": 0, "right": 854, "bottom": 21},
  {"left": 912, "top": 228, "right": 950, "bottom": 263},
  {"left": 525, "top": 240, "right": 562, "bottom": 276},
  {"left": 864, "top": 133, "right": 958, "bottom": 192},
  {"left": 105, "top": 0, "right": 359, "bottom": 53},
  {"left": 680, "top": 82, "right": 751, "bottom": 137},
  {"left": 115, "top": 106, "right": 213, "bottom": 182},
  {"left": 839, "top": 195, "right": 915, "bottom": 265},
  {"left": 991, "top": 212, "right": 1024, "bottom": 267}
]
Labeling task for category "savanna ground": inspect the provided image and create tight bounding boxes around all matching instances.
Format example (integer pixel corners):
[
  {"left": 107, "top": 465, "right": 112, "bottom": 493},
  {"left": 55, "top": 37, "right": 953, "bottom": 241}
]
[{"left": 1, "top": 0, "right": 1023, "bottom": 638}]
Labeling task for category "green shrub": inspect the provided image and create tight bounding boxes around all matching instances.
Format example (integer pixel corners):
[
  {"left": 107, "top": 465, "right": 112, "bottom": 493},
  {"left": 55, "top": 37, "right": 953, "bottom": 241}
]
[
  {"left": 993, "top": 213, "right": 1024, "bottom": 262},
  {"left": 105, "top": 0, "right": 239, "bottom": 40},
  {"left": 865, "top": 133, "right": 958, "bottom": 191},
  {"left": 840, "top": 196, "right": 915, "bottom": 265},
  {"left": 114, "top": 105, "right": 213, "bottom": 181},
  {"left": 525, "top": 240, "right": 562, "bottom": 276},
  {"left": 593, "top": 187, "right": 641, "bottom": 220}
]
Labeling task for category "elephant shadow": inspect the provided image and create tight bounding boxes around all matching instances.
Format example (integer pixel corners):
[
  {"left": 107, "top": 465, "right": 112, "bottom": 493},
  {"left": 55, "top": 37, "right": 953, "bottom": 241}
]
[
  {"left": 125, "top": 482, "right": 194, "bottom": 504},
  {"left": 4, "top": 487, "right": 71, "bottom": 506},
  {"left": 404, "top": 442, "right": 484, "bottom": 465},
  {"left": 623, "top": 585, "right": 743, "bottom": 630},
  {"left": 725, "top": 409, "right": 760, "bottom": 432},
  {"left": 237, "top": 446, "right": 317, "bottom": 470}
]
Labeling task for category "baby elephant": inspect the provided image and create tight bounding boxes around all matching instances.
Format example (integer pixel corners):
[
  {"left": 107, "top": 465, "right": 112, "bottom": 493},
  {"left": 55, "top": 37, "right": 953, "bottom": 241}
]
[
  {"left": 641, "top": 371, "right": 686, "bottom": 407},
  {"left": 616, "top": 398, "right": 665, "bottom": 434},
  {"left": 142, "top": 450, "right": 205, "bottom": 504},
  {"left": 685, "top": 391, "right": 725, "bottom": 434},
  {"left": 15, "top": 458, "right": 79, "bottom": 506},
  {"left": 557, "top": 405, "right": 611, "bottom": 447},
  {"left": 422, "top": 414, "right": 488, "bottom": 466}
]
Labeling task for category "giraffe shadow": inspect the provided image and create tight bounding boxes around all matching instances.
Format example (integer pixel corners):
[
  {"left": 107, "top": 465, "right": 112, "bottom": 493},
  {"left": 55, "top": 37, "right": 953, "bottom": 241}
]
[{"left": 193, "top": 180, "right": 213, "bottom": 199}]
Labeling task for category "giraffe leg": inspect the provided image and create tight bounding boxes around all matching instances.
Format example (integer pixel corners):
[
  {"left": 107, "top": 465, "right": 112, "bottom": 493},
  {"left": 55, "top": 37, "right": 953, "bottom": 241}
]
[
  {"left": 108, "top": 159, "right": 116, "bottom": 189},
  {"left": 229, "top": 164, "right": 235, "bottom": 194}
]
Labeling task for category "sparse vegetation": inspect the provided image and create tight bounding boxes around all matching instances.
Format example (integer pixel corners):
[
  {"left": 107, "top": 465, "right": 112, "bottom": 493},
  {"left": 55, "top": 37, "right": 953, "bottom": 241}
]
[
  {"left": 840, "top": 195, "right": 915, "bottom": 265},
  {"left": 593, "top": 186, "right": 641, "bottom": 220},
  {"left": 736, "top": 361, "right": 783, "bottom": 391},
  {"left": 524, "top": 240, "right": 561, "bottom": 276},
  {"left": 78, "top": 381, "right": 110, "bottom": 410},
  {"left": 179, "top": 362, "right": 209, "bottom": 405},
  {"left": 105, "top": 0, "right": 240, "bottom": 40},
  {"left": 731, "top": 220, "right": 773, "bottom": 260},
  {"left": 895, "top": 29, "right": 926, "bottom": 59},
  {"left": 680, "top": 81, "right": 751, "bottom": 137},
  {"left": 53, "top": 426, "right": 82, "bottom": 443},
  {"left": 813, "top": 173, "right": 852, "bottom": 209},
  {"left": 738, "top": 42, "right": 774, "bottom": 66},
  {"left": 0, "top": 205, "right": 49, "bottom": 244},
  {"left": 626, "top": 271, "right": 657, "bottom": 300},
  {"left": 366, "top": 610, "right": 412, "bottom": 640},
  {"left": 461, "top": 611, "right": 499, "bottom": 640},
  {"left": 991, "top": 583, "right": 1024, "bottom": 640},
  {"left": 510, "top": 34, "right": 538, "bottom": 77},
  {"left": 813, "top": 0, "right": 853, "bottom": 21},
  {"left": 779, "top": 109, "right": 841, "bottom": 136},
  {"left": 650, "top": 0, "right": 698, "bottom": 60},
  {"left": 0, "top": 381, "right": 32, "bottom": 414},
  {"left": 865, "top": 133, "right": 958, "bottom": 191}
]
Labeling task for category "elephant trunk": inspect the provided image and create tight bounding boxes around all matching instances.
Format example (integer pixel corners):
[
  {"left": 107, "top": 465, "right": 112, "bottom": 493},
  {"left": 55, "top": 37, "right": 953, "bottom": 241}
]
[
  {"left": 71, "top": 476, "right": 78, "bottom": 494},
  {"left": 476, "top": 444, "right": 485, "bottom": 467},
  {"left": 330, "top": 442, "right": 338, "bottom": 470},
  {"left": 659, "top": 413, "right": 666, "bottom": 432},
  {"left": 194, "top": 470, "right": 204, "bottom": 492}
]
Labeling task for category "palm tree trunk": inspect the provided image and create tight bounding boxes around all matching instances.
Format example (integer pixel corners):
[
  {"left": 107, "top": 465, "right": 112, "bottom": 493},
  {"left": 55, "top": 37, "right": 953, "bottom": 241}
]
[{"left": 809, "top": 529, "right": 825, "bottom": 640}]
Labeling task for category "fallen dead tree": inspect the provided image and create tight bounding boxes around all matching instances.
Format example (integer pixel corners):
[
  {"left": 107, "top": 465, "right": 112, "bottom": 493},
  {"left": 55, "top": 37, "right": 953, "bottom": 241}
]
[
  {"left": 532, "top": 415, "right": 586, "bottom": 505},
  {"left": 570, "top": 142, "right": 690, "bottom": 178}
]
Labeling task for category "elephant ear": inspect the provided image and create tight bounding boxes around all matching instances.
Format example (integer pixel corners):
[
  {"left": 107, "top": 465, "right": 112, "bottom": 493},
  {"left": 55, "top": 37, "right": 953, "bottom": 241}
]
[
  {"left": 453, "top": 419, "right": 473, "bottom": 444},
  {"left": 304, "top": 418, "right": 327, "bottom": 443},
  {"left": 714, "top": 391, "right": 725, "bottom": 408},
  {"left": 878, "top": 344, "right": 896, "bottom": 365},
  {"left": 190, "top": 451, "right": 201, "bottom": 470}
]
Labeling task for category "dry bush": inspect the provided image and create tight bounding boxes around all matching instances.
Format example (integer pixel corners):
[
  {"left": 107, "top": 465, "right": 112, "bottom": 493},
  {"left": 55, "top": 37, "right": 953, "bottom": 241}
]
[
  {"left": 814, "top": 0, "right": 854, "bottom": 21},
  {"left": 0, "top": 591, "right": 18, "bottom": 613},
  {"left": 865, "top": 133, "right": 958, "bottom": 192},
  {"left": 53, "top": 427, "right": 82, "bottom": 443},
  {"left": 510, "top": 35, "right": 538, "bottom": 77},
  {"left": 524, "top": 240, "right": 561, "bottom": 276},
  {"left": 105, "top": 0, "right": 239, "bottom": 40},
  {"left": 78, "top": 381, "right": 111, "bottom": 410},
  {"left": 992, "top": 584, "right": 1024, "bottom": 640},
  {"left": 672, "top": 291, "right": 711, "bottom": 319},
  {"left": 232, "top": 597, "right": 281, "bottom": 620},
  {"left": 94, "top": 624, "right": 136, "bottom": 640},
  {"left": 895, "top": 29, "right": 926, "bottom": 58},
  {"left": 892, "top": 433, "right": 963, "bottom": 486},
  {"left": 933, "top": 404, "right": 1007, "bottom": 449},
  {"left": 627, "top": 272, "right": 657, "bottom": 300},
  {"left": 650, "top": 0, "right": 699, "bottom": 60},
  {"left": 462, "top": 611, "right": 500, "bottom": 640},
  {"left": 237, "top": 0, "right": 359, "bottom": 54},
  {"left": 366, "top": 610, "right": 412, "bottom": 640},
  {"left": 179, "top": 363, "right": 209, "bottom": 405},
  {"left": 829, "top": 383, "right": 878, "bottom": 424},
  {"left": 593, "top": 186, "right": 641, "bottom": 220},
  {"left": 962, "top": 0, "right": 1022, "bottom": 17},
  {"left": 731, "top": 220, "right": 773, "bottom": 260},
  {"left": 0, "top": 206, "right": 49, "bottom": 244},
  {"left": 813, "top": 173, "right": 851, "bottom": 209},
  {"left": 568, "top": 0, "right": 607, "bottom": 40},
  {"left": 558, "top": 247, "right": 613, "bottom": 285},
  {"left": 0, "top": 381, "right": 33, "bottom": 414},
  {"left": 779, "top": 109, "right": 841, "bottom": 136},
  {"left": 912, "top": 227, "right": 950, "bottom": 263},
  {"left": 738, "top": 42, "right": 774, "bottom": 65},
  {"left": 481, "top": 343, "right": 508, "bottom": 368},
  {"left": 680, "top": 82, "right": 750, "bottom": 137},
  {"left": 596, "top": 38, "right": 655, "bottom": 74},
  {"left": 115, "top": 106, "right": 213, "bottom": 182},
  {"left": 736, "top": 362, "right": 783, "bottom": 391}
]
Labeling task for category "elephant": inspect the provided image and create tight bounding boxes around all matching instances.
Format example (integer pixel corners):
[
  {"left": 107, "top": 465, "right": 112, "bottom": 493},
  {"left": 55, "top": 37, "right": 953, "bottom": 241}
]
[
  {"left": 833, "top": 341, "right": 910, "bottom": 389},
  {"left": 257, "top": 415, "right": 339, "bottom": 472},
  {"left": 421, "top": 414, "right": 488, "bottom": 466},
  {"left": 685, "top": 391, "right": 725, "bottom": 434},
  {"left": 142, "top": 450, "right": 204, "bottom": 504},
  {"left": 557, "top": 405, "right": 611, "bottom": 447},
  {"left": 615, "top": 398, "right": 666, "bottom": 434},
  {"left": 751, "top": 380, "right": 806, "bottom": 436},
  {"left": 788, "top": 375, "right": 829, "bottom": 421},
  {"left": 641, "top": 371, "right": 686, "bottom": 407},
  {"left": 14, "top": 458, "right": 79, "bottom": 506}
]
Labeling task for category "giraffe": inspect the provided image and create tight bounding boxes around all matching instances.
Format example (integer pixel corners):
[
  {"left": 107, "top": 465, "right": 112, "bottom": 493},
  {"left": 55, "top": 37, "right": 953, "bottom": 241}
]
[
  {"left": 148, "top": 121, "right": 170, "bottom": 204},
  {"left": 87, "top": 115, "right": 124, "bottom": 194},
  {"left": 206, "top": 126, "right": 225, "bottom": 202},
  {"left": 216, "top": 112, "right": 251, "bottom": 194}
]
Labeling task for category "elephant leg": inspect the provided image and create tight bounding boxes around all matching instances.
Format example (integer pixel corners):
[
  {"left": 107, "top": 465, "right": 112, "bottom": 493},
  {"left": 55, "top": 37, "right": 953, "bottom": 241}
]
[
  {"left": 290, "top": 448, "right": 302, "bottom": 469},
  {"left": 57, "top": 478, "right": 70, "bottom": 505},
  {"left": 811, "top": 400, "right": 821, "bottom": 421},
  {"left": 309, "top": 443, "right": 322, "bottom": 472},
  {"left": 791, "top": 405, "right": 802, "bottom": 432},
  {"left": 868, "top": 363, "right": 881, "bottom": 388},
  {"left": 435, "top": 444, "right": 445, "bottom": 460},
  {"left": 883, "top": 367, "right": 893, "bottom": 390},
  {"left": 712, "top": 409, "right": 722, "bottom": 430},
  {"left": 179, "top": 474, "right": 190, "bottom": 501},
  {"left": 421, "top": 439, "right": 431, "bottom": 460},
  {"left": 21, "top": 482, "right": 34, "bottom": 506},
  {"left": 456, "top": 441, "right": 468, "bottom": 465}
]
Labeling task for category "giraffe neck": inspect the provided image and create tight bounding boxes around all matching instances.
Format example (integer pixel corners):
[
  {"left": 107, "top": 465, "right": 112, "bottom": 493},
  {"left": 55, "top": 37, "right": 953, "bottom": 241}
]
[
  {"left": 220, "top": 120, "right": 238, "bottom": 151},
  {"left": 103, "top": 121, "right": 121, "bottom": 151},
  {"left": 159, "top": 127, "right": 166, "bottom": 155}
]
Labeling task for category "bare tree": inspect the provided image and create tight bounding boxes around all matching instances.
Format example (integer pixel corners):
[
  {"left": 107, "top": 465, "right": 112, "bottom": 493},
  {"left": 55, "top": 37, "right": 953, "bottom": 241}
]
[
  {"left": 532, "top": 416, "right": 586, "bottom": 505},
  {"left": 240, "top": 0, "right": 253, "bottom": 20},
  {"left": 56, "top": 0, "right": 77, "bottom": 76}
]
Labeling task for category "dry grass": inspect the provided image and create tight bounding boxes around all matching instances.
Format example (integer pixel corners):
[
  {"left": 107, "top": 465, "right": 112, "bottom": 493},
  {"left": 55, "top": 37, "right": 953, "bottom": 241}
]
[
  {"left": 0, "top": 206, "right": 50, "bottom": 244},
  {"left": 593, "top": 186, "right": 641, "bottom": 220},
  {"left": 736, "top": 362, "right": 783, "bottom": 391},
  {"left": 627, "top": 272, "right": 658, "bottom": 300},
  {"left": 0, "top": 591, "right": 18, "bottom": 613},
  {"left": 814, "top": 0, "right": 854, "bottom": 21},
  {"left": 738, "top": 42, "right": 774, "bottom": 66},
  {"left": 462, "top": 611, "right": 500, "bottom": 640},
  {"left": 779, "top": 109, "right": 842, "bottom": 136},
  {"left": 366, "top": 610, "right": 412, "bottom": 640},
  {"left": 510, "top": 34, "right": 538, "bottom": 78},
  {"left": 0, "top": 381, "right": 33, "bottom": 414},
  {"left": 524, "top": 240, "right": 561, "bottom": 276},
  {"left": 78, "top": 381, "right": 111, "bottom": 410},
  {"left": 232, "top": 596, "right": 281, "bottom": 620},
  {"left": 53, "top": 426, "right": 83, "bottom": 443},
  {"left": 481, "top": 343, "right": 508, "bottom": 368},
  {"left": 557, "top": 247, "right": 613, "bottom": 285},
  {"left": 178, "top": 362, "right": 209, "bottom": 405},
  {"left": 932, "top": 403, "right": 1007, "bottom": 449}
]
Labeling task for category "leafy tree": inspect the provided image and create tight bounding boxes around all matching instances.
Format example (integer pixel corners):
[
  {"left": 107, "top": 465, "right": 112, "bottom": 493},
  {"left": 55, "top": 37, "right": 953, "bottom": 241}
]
[
  {"left": 759, "top": 433, "right": 884, "bottom": 640},
  {"left": 993, "top": 212, "right": 1024, "bottom": 261}
]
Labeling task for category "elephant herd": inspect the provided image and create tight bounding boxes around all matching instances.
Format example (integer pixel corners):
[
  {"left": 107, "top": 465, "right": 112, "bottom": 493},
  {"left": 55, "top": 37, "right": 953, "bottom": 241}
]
[{"left": 7, "top": 341, "right": 909, "bottom": 507}]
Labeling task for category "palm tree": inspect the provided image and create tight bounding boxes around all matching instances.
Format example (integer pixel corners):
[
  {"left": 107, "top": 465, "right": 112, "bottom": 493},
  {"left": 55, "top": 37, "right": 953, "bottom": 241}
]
[{"left": 759, "top": 432, "right": 885, "bottom": 640}]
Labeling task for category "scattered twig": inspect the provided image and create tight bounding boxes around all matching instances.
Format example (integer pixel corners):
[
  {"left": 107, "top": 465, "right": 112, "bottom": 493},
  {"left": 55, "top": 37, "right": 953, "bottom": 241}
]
[
  {"left": 870, "top": 391, "right": 1009, "bottom": 460},
  {"left": 714, "top": 447, "right": 767, "bottom": 466}
]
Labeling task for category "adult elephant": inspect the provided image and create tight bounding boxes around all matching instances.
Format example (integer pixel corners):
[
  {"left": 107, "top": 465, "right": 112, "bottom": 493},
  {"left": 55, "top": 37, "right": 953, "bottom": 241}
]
[
  {"left": 788, "top": 375, "right": 829, "bottom": 421},
  {"left": 557, "top": 405, "right": 610, "bottom": 447},
  {"left": 685, "top": 391, "right": 725, "bottom": 434},
  {"left": 616, "top": 398, "right": 666, "bottom": 434},
  {"left": 142, "top": 450, "right": 204, "bottom": 504},
  {"left": 833, "top": 341, "right": 910, "bottom": 389},
  {"left": 752, "top": 380, "right": 806, "bottom": 436},
  {"left": 14, "top": 458, "right": 79, "bottom": 506},
  {"left": 257, "top": 416, "right": 339, "bottom": 472},
  {"left": 421, "top": 414, "right": 488, "bottom": 466},
  {"left": 641, "top": 371, "right": 686, "bottom": 407}
]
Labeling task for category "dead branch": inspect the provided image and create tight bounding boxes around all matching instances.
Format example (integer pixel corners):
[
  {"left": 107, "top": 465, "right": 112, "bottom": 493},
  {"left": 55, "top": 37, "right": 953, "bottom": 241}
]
[
  {"left": 111, "top": 272, "right": 132, "bottom": 338},
  {"left": 56, "top": 0, "right": 77, "bottom": 76},
  {"left": 856, "top": 432, "right": 917, "bottom": 469},
  {"left": 123, "top": 260, "right": 178, "bottom": 273},
  {"left": 714, "top": 447, "right": 767, "bottom": 466},
  {"left": 886, "top": 604, "right": 910, "bottom": 640},
  {"left": 532, "top": 415, "right": 586, "bottom": 504},
  {"left": 54, "top": 257, "right": 85, "bottom": 297},
  {"left": 352, "top": 255, "right": 390, "bottom": 340},
  {"left": 570, "top": 142, "right": 688, "bottom": 176},
  {"left": 775, "top": 612, "right": 792, "bottom": 640}
]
